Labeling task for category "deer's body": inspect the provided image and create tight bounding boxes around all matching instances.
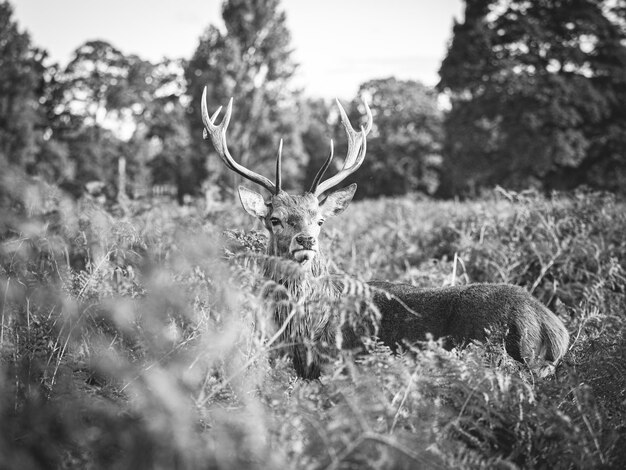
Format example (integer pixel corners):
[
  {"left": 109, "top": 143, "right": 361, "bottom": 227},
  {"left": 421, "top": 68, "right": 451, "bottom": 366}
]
[
  {"left": 369, "top": 281, "right": 569, "bottom": 378},
  {"left": 200, "top": 89, "right": 570, "bottom": 380}
]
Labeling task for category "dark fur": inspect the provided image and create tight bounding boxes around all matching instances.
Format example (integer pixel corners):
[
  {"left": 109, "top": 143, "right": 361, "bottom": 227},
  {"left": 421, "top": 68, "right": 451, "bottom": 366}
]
[
  {"left": 365, "top": 281, "right": 570, "bottom": 377},
  {"left": 263, "top": 258, "right": 338, "bottom": 379}
]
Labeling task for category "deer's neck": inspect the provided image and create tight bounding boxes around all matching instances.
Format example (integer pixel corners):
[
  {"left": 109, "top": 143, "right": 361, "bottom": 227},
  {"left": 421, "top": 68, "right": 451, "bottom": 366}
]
[{"left": 262, "top": 246, "right": 341, "bottom": 355}]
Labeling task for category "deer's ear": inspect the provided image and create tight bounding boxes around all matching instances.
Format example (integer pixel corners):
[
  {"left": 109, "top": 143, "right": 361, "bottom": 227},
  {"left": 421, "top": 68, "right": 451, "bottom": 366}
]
[
  {"left": 238, "top": 186, "right": 269, "bottom": 218},
  {"left": 320, "top": 183, "right": 357, "bottom": 217}
]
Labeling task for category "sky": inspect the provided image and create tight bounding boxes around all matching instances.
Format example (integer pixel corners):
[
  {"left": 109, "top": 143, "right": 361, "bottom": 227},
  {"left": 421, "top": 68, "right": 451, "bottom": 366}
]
[{"left": 12, "top": 0, "right": 465, "bottom": 99}]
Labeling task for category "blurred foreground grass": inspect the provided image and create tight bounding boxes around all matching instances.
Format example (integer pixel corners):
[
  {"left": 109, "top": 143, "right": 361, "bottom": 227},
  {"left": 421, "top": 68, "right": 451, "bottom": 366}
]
[{"left": 1, "top": 171, "right": 625, "bottom": 469}]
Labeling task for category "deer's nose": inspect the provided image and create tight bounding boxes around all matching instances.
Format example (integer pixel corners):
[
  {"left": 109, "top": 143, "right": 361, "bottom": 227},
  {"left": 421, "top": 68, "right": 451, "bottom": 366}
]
[{"left": 296, "top": 235, "right": 316, "bottom": 249}]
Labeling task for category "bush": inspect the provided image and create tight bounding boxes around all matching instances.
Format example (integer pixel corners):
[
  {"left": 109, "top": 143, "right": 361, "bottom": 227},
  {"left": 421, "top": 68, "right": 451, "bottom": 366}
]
[{"left": 1, "top": 172, "right": 624, "bottom": 468}]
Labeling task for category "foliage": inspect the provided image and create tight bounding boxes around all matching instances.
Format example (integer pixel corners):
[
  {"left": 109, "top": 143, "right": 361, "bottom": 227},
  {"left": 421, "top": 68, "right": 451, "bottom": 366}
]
[
  {"left": 125, "top": 59, "right": 192, "bottom": 201},
  {"left": 46, "top": 40, "right": 190, "bottom": 195},
  {"left": 438, "top": 0, "right": 626, "bottom": 197},
  {"left": 0, "top": 0, "right": 47, "bottom": 169},
  {"left": 1, "top": 167, "right": 625, "bottom": 468},
  {"left": 5, "top": 0, "right": 626, "bottom": 205}
]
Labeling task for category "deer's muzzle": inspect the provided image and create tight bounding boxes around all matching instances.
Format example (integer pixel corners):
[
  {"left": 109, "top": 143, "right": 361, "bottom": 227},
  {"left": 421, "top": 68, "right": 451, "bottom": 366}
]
[
  {"left": 295, "top": 235, "right": 315, "bottom": 249},
  {"left": 291, "top": 235, "right": 318, "bottom": 263}
]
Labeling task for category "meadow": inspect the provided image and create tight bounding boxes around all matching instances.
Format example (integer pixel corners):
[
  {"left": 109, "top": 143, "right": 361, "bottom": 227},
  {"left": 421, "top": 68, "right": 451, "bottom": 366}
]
[{"left": 1, "top": 171, "right": 625, "bottom": 469}]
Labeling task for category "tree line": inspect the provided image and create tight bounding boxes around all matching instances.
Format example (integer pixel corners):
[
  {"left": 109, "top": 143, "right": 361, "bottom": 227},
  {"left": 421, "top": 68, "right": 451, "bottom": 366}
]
[{"left": 1, "top": 0, "right": 625, "bottom": 202}]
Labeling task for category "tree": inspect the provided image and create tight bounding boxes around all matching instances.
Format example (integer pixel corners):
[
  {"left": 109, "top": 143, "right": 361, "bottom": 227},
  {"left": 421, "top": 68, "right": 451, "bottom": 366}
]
[
  {"left": 46, "top": 40, "right": 133, "bottom": 186},
  {"left": 59, "top": 41, "right": 138, "bottom": 132},
  {"left": 47, "top": 41, "right": 189, "bottom": 196},
  {"left": 0, "top": 1, "right": 46, "bottom": 169},
  {"left": 123, "top": 59, "right": 192, "bottom": 200},
  {"left": 438, "top": 0, "right": 626, "bottom": 197},
  {"left": 185, "top": 0, "right": 302, "bottom": 197},
  {"left": 338, "top": 78, "right": 442, "bottom": 199}
]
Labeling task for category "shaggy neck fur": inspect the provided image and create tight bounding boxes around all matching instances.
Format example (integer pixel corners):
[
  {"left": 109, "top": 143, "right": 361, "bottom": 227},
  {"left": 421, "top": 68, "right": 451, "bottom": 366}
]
[{"left": 262, "top": 243, "right": 340, "bottom": 379}]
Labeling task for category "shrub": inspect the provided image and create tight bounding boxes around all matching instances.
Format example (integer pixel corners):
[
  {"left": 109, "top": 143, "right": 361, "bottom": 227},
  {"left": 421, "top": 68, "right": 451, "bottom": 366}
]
[{"left": 1, "top": 173, "right": 624, "bottom": 468}]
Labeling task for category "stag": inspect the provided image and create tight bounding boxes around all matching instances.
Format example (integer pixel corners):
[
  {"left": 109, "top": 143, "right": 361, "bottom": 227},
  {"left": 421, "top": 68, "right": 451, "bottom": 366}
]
[{"left": 201, "top": 88, "right": 570, "bottom": 379}]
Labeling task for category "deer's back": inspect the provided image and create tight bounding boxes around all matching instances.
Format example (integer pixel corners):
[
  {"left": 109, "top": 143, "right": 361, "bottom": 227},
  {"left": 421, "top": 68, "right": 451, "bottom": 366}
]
[{"left": 368, "top": 281, "right": 549, "bottom": 358}]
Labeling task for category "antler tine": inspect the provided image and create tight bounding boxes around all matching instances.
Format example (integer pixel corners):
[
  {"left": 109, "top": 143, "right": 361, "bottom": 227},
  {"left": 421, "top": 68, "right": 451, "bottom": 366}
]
[
  {"left": 201, "top": 87, "right": 276, "bottom": 193},
  {"left": 312, "top": 98, "right": 372, "bottom": 197},
  {"left": 275, "top": 139, "right": 283, "bottom": 194},
  {"left": 202, "top": 106, "right": 223, "bottom": 140},
  {"left": 309, "top": 140, "right": 334, "bottom": 194}
]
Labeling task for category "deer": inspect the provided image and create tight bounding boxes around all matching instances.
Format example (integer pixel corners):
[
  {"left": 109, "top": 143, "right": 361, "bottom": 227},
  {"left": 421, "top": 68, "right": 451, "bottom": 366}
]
[{"left": 200, "top": 87, "right": 570, "bottom": 380}]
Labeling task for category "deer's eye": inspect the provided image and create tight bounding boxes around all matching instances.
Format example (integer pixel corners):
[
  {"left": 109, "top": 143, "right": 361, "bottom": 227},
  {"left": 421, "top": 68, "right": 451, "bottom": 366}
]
[
  {"left": 270, "top": 217, "right": 281, "bottom": 227},
  {"left": 317, "top": 219, "right": 325, "bottom": 226}
]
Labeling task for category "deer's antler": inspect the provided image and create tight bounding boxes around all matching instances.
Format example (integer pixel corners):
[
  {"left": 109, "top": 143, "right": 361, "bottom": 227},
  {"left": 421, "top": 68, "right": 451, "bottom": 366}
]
[
  {"left": 201, "top": 87, "right": 278, "bottom": 194},
  {"left": 310, "top": 98, "right": 373, "bottom": 197}
]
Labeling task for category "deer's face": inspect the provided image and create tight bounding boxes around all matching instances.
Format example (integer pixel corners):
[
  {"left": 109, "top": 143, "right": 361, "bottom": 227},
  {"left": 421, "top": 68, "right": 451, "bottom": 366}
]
[{"left": 238, "top": 184, "right": 357, "bottom": 264}]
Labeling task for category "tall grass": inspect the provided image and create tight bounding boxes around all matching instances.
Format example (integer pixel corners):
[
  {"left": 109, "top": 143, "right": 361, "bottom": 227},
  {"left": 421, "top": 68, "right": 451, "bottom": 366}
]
[{"left": 1, "top": 171, "right": 624, "bottom": 468}]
